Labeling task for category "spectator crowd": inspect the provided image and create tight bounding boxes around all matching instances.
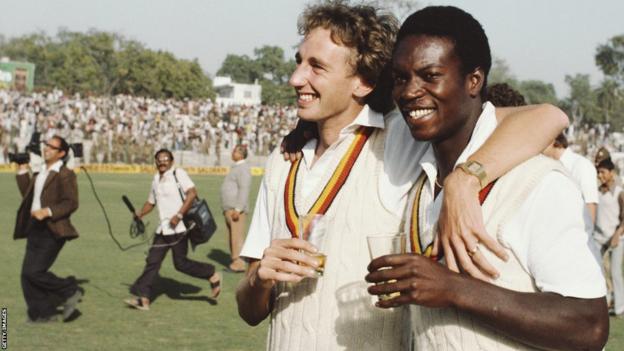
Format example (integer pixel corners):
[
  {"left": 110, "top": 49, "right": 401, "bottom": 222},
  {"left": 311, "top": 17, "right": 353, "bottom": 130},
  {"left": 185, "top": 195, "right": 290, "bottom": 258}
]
[
  {"left": 0, "top": 90, "right": 298, "bottom": 165},
  {"left": 2, "top": 89, "right": 624, "bottom": 168}
]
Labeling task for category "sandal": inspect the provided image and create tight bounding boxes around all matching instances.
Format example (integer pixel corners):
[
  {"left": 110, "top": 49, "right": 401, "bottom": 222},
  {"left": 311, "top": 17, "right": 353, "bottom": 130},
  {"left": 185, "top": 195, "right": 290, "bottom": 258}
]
[
  {"left": 124, "top": 297, "right": 150, "bottom": 311},
  {"left": 209, "top": 273, "right": 221, "bottom": 298}
]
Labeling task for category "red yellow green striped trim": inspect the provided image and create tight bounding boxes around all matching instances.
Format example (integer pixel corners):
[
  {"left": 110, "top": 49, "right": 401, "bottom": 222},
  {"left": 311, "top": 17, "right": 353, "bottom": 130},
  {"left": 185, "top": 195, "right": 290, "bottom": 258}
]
[
  {"left": 410, "top": 171, "right": 497, "bottom": 257},
  {"left": 410, "top": 172, "right": 430, "bottom": 255},
  {"left": 284, "top": 126, "right": 375, "bottom": 237},
  {"left": 284, "top": 158, "right": 302, "bottom": 237}
]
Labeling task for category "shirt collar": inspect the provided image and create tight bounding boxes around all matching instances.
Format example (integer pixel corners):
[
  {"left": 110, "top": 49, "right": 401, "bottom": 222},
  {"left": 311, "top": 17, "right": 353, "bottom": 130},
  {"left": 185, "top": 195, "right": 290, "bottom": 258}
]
[
  {"left": 234, "top": 159, "right": 246, "bottom": 166},
  {"left": 342, "top": 104, "right": 385, "bottom": 132},
  {"left": 157, "top": 166, "right": 175, "bottom": 180},
  {"left": 600, "top": 181, "right": 618, "bottom": 194},
  {"left": 418, "top": 102, "right": 497, "bottom": 186},
  {"left": 301, "top": 104, "right": 384, "bottom": 167},
  {"left": 41, "top": 160, "right": 63, "bottom": 173}
]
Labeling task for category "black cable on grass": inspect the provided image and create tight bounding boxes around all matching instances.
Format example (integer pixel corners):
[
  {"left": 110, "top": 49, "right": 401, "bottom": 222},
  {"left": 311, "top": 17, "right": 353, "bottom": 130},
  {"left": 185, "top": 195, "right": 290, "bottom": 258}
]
[
  {"left": 80, "top": 166, "right": 191, "bottom": 251},
  {"left": 80, "top": 166, "right": 153, "bottom": 251}
]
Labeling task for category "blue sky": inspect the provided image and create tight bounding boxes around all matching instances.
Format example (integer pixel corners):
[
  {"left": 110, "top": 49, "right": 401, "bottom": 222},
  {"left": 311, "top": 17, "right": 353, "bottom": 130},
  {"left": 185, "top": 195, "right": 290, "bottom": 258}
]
[{"left": 1, "top": 0, "right": 622, "bottom": 97}]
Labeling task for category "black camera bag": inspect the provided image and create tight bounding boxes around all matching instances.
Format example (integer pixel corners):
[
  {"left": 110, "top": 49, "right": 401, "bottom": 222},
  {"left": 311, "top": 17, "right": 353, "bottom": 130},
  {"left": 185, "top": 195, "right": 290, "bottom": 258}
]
[{"left": 173, "top": 169, "right": 217, "bottom": 249}]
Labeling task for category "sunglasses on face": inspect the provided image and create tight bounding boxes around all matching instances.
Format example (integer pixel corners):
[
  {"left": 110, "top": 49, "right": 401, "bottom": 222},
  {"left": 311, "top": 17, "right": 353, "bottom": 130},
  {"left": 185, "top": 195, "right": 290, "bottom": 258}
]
[{"left": 44, "top": 142, "right": 61, "bottom": 151}]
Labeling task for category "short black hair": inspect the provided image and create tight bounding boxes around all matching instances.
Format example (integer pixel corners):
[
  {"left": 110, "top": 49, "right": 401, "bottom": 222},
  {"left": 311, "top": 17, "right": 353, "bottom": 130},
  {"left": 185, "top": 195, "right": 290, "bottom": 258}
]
[
  {"left": 51, "top": 135, "right": 70, "bottom": 154},
  {"left": 51, "top": 135, "right": 70, "bottom": 162},
  {"left": 553, "top": 132, "right": 569, "bottom": 149},
  {"left": 396, "top": 6, "right": 491, "bottom": 100},
  {"left": 154, "top": 148, "right": 174, "bottom": 161},
  {"left": 597, "top": 158, "right": 615, "bottom": 171}
]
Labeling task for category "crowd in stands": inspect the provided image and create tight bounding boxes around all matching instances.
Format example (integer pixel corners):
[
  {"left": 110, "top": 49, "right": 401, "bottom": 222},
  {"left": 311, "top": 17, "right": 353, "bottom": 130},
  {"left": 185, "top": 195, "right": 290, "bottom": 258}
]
[
  {"left": 1, "top": 89, "right": 623, "bottom": 166},
  {"left": 0, "top": 90, "right": 298, "bottom": 165}
]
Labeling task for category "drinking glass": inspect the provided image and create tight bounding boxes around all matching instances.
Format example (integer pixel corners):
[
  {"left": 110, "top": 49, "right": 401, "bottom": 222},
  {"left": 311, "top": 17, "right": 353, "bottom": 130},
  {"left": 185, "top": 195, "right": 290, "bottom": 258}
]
[
  {"left": 299, "top": 214, "right": 327, "bottom": 277},
  {"left": 366, "top": 233, "right": 406, "bottom": 300}
]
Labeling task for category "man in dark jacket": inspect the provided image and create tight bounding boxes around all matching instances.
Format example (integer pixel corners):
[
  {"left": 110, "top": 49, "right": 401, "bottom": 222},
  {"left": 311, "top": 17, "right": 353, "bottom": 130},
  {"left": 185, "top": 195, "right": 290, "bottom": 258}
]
[{"left": 14, "top": 135, "right": 82, "bottom": 323}]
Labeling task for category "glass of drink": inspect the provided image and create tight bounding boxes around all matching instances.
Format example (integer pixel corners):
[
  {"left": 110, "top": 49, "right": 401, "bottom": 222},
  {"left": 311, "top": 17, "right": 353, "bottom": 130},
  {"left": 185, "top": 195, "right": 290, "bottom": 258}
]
[
  {"left": 366, "top": 233, "right": 406, "bottom": 301},
  {"left": 299, "top": 214, "right": 327, "bottom": 277}
]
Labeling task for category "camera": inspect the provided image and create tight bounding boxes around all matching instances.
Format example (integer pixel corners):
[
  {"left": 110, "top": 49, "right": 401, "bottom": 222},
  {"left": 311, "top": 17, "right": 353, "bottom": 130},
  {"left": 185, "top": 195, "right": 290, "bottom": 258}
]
[
  {"left": 8, "top": 132, "right": 41, "bottom": 165},
  {"left": 8, "top": 152, "right": 30, "bottom": 165}
]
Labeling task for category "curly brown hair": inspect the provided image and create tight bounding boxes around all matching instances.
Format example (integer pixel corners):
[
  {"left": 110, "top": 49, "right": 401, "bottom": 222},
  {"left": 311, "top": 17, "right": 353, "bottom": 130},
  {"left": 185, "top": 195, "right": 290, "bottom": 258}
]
[
  {"left": 486, "top": 83, "right": 526, "bottom": 107},
  {"left": 298, "top": 1, "right": 399, "bottom": 113}
]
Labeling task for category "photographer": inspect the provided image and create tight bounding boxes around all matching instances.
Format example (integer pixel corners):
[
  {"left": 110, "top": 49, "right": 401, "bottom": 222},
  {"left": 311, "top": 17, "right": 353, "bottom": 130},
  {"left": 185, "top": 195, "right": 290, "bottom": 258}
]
[
  {"left": 13, "top": 135, "right": 82, "bottom": 323},
  {"left": 124, "top": 149, "right": 221, "bottom": 311}
]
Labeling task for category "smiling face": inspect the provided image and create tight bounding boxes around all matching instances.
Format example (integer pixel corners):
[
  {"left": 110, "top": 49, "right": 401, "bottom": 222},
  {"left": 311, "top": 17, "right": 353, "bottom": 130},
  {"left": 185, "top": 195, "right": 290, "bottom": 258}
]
[
  {"left": 43, "top": 137, "right": 66, "bottom": 164},
  {"left": 597, "top": 167, "right": 615, "bottom": 186},
  {"left": 288, "top": 27, "right": 372, "bottom": 123},
  {"left": 155, "top": 151, "right": 173, "bottom": 174},
  {"left": 392, "top": 34, "right": 483, "bottom": 143}
]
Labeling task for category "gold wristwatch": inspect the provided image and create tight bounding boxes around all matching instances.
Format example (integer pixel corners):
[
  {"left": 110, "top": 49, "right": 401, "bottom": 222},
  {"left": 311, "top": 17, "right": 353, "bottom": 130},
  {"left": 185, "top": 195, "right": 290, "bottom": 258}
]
[{"left": 457, "top": 160, "right": 487, "bottom": 189}]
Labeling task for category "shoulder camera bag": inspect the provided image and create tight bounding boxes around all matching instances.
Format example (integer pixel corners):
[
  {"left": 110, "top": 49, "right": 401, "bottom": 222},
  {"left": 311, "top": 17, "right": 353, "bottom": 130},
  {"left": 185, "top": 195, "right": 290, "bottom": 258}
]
[{"left": 173, "top": 169, "right": 217, "bottom": 249}]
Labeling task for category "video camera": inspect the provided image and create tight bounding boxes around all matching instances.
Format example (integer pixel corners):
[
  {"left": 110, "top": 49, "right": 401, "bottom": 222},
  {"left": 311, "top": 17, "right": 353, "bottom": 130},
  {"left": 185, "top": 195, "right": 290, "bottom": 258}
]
[
  {"left": 8, "top": 152, "right": 31, "bottom": 165},
  {"left": 8, "top": 131, "right": 84, "bottom": 164},
  {"left": 8, "top": 132, "right": 41, "bottom": 165}
]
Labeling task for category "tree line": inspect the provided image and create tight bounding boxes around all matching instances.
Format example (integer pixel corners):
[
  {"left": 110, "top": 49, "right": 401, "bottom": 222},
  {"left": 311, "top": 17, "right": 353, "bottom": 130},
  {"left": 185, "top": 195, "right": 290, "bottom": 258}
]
[
  {"left": 490, "top": 34, "right": 624, "bottom": 130},
  {"left": 217, "top": 46, "right": 296, "bottom": 105},
  {"left": 0, "top": 30, "right": 214, "bottom": 100}
]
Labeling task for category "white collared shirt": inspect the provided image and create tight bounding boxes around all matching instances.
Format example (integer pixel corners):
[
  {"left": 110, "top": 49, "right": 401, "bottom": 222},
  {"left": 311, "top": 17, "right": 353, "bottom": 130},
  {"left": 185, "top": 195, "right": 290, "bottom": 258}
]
[
  {"left": 559, "top": 148, "right": 599, "bottom": 204},
  {"left": 298, "top": 105, "right": 385, "bottom": 198},
  {"left": 31, "top": 160, "right": 63, "bottom": 213},
  {"left": 412, "top": 102, "right": 605, "bottom": 298},
  {"left": 241, "top": 105, "right": 427, "bottom": 259},
  {"left": 595, "top": 184, "right": 623, "bottom": 245},
  {"left": 147, "top": 167, "right": 195, "bottom": 235}
]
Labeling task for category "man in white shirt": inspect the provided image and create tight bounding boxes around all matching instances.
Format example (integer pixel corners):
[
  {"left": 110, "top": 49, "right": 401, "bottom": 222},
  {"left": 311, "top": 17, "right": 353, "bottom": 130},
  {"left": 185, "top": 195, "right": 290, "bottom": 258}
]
[
  {"left": 366, "top": 6, "right": 608, "bottom": 350},
  {"left": 236, "top": 3, "right": 571, "bottom": 351},
  {"left": 596, "top": 158, "right": 624, "bottom": 317},
  {"left": 124, "top": 148, "right": 220, "bottom": 310},
  {"left": 544, "top": 132, "right": 599, "bottom": 223}
]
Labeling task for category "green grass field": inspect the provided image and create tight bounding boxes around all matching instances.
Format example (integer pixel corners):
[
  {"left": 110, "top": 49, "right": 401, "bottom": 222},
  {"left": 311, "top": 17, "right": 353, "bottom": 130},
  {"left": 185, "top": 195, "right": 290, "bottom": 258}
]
[
  {"left": 0, "top": 172, "right": 623, "bottom": 350},
  {"left": 0, "top": 172, "right": 267, "bottom": 350}
]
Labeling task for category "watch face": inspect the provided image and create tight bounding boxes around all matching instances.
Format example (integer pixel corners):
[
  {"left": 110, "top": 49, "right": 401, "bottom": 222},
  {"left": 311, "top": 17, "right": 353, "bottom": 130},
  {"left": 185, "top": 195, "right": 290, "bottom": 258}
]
[{"left": 468, "top": 163, "right": 481, "bottom": 172}]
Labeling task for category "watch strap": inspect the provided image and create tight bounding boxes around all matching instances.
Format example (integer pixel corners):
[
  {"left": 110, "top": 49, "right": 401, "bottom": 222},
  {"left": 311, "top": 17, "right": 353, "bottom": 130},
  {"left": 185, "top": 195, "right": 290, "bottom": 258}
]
[{"left": 457, "top": 161, "right": 487, "bottom": 189}]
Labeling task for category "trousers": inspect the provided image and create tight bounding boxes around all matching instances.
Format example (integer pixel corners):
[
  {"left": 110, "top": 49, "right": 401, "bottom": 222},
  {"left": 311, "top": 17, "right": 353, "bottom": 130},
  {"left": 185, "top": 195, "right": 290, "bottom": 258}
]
[
  {"left": 130, "top": 233, "right": 215, "bottom": 298},
  {"left": 224, "top": 210, "right": 247, "bottom": 262},
  {"left": 612, "top": 239, "right": 624, "bottom": 314},
  {"left": 21, "top": 220, "right": 77, "bottom": 319}
]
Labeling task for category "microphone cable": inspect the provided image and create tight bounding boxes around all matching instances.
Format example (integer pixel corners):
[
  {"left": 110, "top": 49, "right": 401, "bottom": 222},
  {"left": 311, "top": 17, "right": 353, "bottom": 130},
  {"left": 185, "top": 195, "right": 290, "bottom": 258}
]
[
  {"left": 122, "top": 195, "right": 146, "bottom": 238},
  {"left": 80, "top": 166, "right": 153, "bottom": 251}
]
